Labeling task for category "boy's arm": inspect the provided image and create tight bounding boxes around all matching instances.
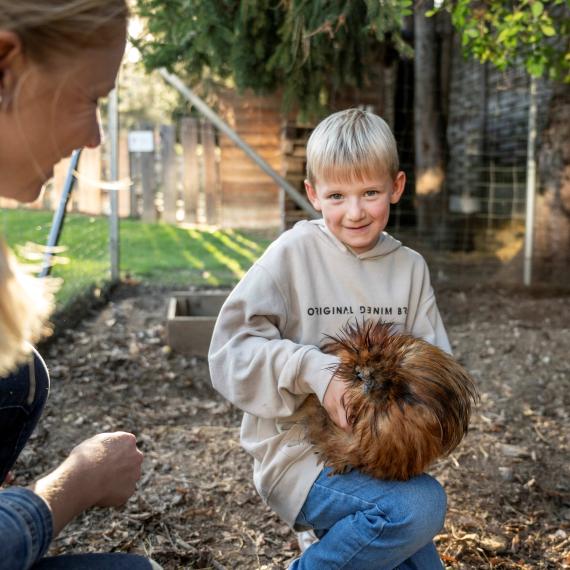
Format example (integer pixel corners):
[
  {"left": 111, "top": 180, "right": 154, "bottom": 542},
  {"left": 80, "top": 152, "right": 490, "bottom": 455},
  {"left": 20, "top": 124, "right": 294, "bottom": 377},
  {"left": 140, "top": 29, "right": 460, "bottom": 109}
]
[
  {"left": 209, "top": 264, "right": 339, "bottom": 418},
  {"left": 406, "top": 259, "right": 452, "bottom": 354}
]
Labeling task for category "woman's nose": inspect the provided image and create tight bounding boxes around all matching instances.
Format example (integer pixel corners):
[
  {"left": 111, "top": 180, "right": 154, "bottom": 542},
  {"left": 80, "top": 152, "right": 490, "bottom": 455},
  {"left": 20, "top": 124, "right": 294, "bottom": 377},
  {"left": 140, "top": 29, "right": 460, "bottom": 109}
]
[{"left": 85, "top": 110, "right": 103, "bottom": 149}]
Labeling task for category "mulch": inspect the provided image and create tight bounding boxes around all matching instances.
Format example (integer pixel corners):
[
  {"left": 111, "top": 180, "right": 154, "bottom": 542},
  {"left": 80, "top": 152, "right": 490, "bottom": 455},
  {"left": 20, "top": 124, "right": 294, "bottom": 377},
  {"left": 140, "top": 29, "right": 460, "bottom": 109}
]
[{"left": 9, "top": 282, "right": 570, "bottom": 569}]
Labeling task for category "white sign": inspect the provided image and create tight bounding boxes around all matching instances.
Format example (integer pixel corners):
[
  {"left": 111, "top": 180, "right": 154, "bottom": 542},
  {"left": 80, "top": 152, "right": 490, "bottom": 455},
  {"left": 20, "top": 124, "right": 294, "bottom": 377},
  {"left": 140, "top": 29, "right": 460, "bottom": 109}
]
[
  {"left": 128, "top": 130, "right": 154, "bottom": 153},
  {"left": 449, "top": 194, "right": 481, "bottom": 215}
]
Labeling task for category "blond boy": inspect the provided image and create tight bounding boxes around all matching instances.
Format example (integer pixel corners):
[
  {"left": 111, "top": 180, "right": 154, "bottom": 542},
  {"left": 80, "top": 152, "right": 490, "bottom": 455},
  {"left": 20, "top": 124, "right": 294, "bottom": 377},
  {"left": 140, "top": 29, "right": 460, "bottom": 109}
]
[{"left": 209, "top": 109, "right": 448, "bottom": 569}]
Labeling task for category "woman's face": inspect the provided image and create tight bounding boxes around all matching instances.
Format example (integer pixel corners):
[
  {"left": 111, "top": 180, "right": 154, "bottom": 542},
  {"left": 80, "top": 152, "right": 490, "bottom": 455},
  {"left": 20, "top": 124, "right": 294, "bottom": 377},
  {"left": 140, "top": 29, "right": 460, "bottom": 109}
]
[{"left": 0, "top": 30, "right": 126, "bottom": 202}]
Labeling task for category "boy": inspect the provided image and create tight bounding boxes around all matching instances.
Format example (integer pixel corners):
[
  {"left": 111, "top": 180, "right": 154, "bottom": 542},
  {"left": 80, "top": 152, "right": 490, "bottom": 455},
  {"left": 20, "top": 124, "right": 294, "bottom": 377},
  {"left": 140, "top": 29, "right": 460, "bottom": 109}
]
[{"left": 209, "top": 109, "right": 448, "bottom": 569}]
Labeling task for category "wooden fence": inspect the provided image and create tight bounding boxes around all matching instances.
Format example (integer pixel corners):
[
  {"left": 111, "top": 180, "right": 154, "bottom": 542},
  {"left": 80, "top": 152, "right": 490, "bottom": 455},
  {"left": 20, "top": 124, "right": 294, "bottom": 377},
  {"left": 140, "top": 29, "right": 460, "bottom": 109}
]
[{"left": 0, "top": 119, "right": 224, "bottom": 226}]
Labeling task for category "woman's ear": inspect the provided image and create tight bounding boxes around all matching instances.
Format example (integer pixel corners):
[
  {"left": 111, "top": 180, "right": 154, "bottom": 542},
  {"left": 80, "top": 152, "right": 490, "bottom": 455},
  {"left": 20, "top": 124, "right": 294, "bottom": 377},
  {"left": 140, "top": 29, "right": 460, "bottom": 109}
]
[
  {"left": 0, "top": 31, "right": 24, "bottom": 110},
  {"left": 390, "top": 171, "right": 406, "bottom": 205},
  {"left": 304, "top": 179, "right": 322, "bottom": 211}
]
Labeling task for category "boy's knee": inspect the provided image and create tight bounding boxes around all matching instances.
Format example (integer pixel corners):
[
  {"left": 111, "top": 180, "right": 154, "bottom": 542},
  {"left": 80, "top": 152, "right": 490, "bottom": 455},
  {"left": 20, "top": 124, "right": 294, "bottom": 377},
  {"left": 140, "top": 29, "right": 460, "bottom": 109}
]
[
  {"left": 398, "top": 475, "right": 447, "bottom": 541},
  {"left": 372, "top": 474, "right": 446, "bottom": 551}
]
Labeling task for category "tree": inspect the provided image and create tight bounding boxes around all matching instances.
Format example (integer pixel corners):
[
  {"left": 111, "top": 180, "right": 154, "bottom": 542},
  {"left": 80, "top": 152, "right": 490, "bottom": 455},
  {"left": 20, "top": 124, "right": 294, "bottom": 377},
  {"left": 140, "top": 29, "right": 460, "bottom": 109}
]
[
  {"left": 135, "top": 0, "right": 413, "bottom": 118},
  {"left": 436, "top": 0, "right": 570, "bottom": 277},
  {"left": 135, "top": 0, "right": 570, "bottom": 271},
  {"left": 414, "top": 0, "right": 448, "bottom": 242},
  {"left": 437, "top": 0, "right": 569, "bottom": 82}
]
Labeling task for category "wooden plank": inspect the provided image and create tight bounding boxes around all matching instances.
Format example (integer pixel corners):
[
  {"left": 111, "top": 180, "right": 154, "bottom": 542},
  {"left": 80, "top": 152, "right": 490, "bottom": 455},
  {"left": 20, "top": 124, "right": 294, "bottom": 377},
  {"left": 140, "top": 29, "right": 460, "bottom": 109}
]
[
  {"left": 221, "top": 182, "right": 279, "bottom": 200},
  {"left": 218, "top": 161, "right": 282, "bottom": 176},
  {"left": 52, "top": 157, "right": 69, "bottom": 211},
  {"left": 141, "top": 151, "right": 157, "bottom": 222},
  {"left": 201, "top": 121, "right": 219, "bottom": 225},
  {"left": 160, "top": 124, "right": 177, "bottom": 224},
  {"left": 220, "top": 202, "right": 281, "bottom": 229},
  {"left": 216, "top": 88, "right": 283, "bottom": 228},
  {"left": 128, "top": 151, "right": 142, "bottom": 218},
  {"left": 119, "top": 132, "right": 131, "bottom": 217},
  {"left": 180, "top": 117, "right": 199, "bottom": 223},
  {"left": 0, "top": 197, "right": 18, "bottom": 209},
  {"left": 219, "top": 134, "right": 282, "bottom": 147},
  {"left": 282, "top": 156, "right": 307, "bottom": 173},
  {"left": 76, "top": 147, "right": 103, "bottom": 215}
]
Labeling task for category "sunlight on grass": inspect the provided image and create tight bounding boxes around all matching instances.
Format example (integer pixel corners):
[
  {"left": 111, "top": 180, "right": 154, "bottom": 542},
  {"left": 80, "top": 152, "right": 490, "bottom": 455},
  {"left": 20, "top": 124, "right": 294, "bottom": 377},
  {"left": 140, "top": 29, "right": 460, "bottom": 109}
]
[
  {"left": 225, "top": 228, "right": 268, "bottom": 253},
  {"left": 2, "top": 209, "right": 272, "bottom": 308},
  {"left": 198, "top": 238, "right": 246, "bottom": 279},
  {"left": 213, "top": 231, "right": 261, "bottom": 264}
]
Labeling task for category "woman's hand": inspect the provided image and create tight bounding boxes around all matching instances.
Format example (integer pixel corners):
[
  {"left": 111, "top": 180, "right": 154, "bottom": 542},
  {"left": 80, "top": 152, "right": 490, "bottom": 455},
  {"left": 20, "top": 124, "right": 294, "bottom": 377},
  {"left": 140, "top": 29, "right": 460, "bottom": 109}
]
[
  {"left": 67, "top": 432, "right": 144, "bottom": 507},
  {"left": 30, "top": 432, "right": 143, "bottom": 536}
]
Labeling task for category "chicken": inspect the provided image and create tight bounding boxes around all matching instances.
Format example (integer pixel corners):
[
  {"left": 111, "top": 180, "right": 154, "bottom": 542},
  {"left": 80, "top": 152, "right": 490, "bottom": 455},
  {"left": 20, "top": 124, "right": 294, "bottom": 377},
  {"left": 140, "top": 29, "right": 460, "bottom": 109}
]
[{"left": 291, "top": 320, "right": 479, "bottom": 481}]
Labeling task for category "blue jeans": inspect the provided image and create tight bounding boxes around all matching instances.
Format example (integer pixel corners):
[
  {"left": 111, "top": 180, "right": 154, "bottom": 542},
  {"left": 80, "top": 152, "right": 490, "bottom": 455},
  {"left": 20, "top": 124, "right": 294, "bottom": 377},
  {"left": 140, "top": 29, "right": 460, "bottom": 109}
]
[
  {"left": 32, "top": 554, "right": 153, "bottom": 569},
  {"left": 291, "top": 467, "right": 446, "bottom": 570}
]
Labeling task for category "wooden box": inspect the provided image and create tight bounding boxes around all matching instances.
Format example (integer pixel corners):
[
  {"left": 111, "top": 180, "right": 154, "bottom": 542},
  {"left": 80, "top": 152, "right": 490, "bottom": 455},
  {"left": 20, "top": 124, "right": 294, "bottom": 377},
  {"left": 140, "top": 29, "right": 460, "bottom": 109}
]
[{"left": 166, "top": 292, "right": 228, "bottom": 356}]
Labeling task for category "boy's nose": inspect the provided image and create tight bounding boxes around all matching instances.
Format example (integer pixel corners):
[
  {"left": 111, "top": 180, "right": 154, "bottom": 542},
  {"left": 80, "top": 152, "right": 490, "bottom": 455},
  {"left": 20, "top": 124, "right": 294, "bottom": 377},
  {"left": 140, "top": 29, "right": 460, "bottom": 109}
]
[{"left": 347, "top": 199, "right": 364, "bottom": 220}]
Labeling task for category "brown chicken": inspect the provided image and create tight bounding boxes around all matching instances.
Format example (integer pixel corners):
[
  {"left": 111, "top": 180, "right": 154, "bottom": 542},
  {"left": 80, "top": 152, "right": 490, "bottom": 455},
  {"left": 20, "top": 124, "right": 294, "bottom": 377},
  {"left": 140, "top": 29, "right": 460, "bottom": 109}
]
[{"left": 291, "top": 319, "right": 478, "bottom": 481}]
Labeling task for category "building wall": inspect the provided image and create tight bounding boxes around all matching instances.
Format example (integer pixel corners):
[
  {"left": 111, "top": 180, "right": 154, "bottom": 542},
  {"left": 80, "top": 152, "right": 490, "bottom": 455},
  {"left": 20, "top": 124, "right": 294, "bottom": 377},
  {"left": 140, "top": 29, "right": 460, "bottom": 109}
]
[{"left": 216, "top": 89, "right": 283, "bottom": 229}]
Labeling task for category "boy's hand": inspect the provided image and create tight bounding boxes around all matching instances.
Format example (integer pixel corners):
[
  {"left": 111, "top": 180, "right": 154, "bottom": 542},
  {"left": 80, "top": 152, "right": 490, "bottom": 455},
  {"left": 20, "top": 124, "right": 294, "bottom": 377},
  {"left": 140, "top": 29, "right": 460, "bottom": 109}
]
[{"left": 323, "top": 378, "right": 350, "bottom": 432}]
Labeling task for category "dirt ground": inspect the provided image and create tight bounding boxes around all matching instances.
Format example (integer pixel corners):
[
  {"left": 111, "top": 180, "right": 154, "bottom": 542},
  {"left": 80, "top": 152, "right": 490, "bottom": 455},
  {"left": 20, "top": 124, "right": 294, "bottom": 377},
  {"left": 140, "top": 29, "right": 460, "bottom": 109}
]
[{"left": 11, "top": 280, "right": 570, "bottom": 569}]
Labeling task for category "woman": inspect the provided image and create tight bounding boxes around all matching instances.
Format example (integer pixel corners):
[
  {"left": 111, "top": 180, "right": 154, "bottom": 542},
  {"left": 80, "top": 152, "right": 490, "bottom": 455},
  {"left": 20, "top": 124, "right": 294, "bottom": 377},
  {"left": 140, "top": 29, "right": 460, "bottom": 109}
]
[{"left": 0, "top": 2, "right": 158, "bottom": 568}]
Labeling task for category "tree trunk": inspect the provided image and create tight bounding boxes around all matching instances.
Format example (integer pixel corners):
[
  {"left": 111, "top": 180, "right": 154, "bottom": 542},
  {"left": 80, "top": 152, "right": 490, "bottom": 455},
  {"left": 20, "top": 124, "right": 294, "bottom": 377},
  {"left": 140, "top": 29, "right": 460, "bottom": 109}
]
[
  {"left": 413, "top": 1, "right": 446, "bottom": 244},
  {"left": 535, "top": 82, "right": 570, "bottom": 280}
]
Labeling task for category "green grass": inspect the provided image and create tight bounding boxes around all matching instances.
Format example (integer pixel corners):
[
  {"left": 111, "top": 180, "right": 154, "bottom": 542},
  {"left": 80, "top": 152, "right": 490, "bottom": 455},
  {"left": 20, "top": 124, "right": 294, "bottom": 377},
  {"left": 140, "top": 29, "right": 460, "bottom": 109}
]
[{"left": 1, "top": 209, "right": 272, "bottom": 307}]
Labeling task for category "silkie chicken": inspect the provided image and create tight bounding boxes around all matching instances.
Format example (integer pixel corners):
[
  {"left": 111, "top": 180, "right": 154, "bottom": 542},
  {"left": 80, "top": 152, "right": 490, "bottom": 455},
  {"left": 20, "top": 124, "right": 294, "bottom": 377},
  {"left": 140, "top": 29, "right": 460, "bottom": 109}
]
[{"left": 290, "top": 320, "right": 479, "bottom": 481}]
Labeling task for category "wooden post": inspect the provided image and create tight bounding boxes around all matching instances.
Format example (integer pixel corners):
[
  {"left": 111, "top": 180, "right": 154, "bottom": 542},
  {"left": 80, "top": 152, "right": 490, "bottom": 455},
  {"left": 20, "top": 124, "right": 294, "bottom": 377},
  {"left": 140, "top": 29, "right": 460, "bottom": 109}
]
[
  {"left": 201, "top": 120, "right": 218, "bottom": 225},
  {"left": 118, "top": 131, "right": 131, "bottom": 218},
  {"left": 129, "top": 129, "right": 156, "bottom": 222},
  {"left": 141, "top": 151, "right": 157, "bottom": 223},
  {"left": 523, "top": 76, "right": 538, "bottom": 287},
  {"left": 108, "top": 87, "right": 120, "bottom": 283},
  {"left": 76, "top": 147, "right": 102, "bottom": 215},
  {"left": 180, "top": 117, "right": 199, "bottom": 223},
  {"left": 160, "top": 124, "right": 177, "bottom": 224},
  {"left": 129, "top": 151, "right": 140, "bottom": 218}
]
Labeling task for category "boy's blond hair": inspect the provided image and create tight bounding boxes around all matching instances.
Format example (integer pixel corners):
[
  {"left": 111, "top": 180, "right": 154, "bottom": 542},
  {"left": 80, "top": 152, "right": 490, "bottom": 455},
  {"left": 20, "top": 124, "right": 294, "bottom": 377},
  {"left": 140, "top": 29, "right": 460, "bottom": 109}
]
[{"left": 306, "top": 108, "right": 399, "bottom": 186}]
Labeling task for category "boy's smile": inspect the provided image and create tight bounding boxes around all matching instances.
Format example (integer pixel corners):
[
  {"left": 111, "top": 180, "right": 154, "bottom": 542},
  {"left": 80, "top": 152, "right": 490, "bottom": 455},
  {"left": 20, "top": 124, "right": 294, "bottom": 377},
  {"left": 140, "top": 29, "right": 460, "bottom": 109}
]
[{"left": 305, "top": 172, "right": 406, "bottom": 254}]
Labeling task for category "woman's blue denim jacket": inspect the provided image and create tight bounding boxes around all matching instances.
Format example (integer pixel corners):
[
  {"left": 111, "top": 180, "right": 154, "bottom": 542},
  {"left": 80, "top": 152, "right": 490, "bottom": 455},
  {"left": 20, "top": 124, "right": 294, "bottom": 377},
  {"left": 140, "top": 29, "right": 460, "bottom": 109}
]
[
  {"left": 0, "top": 487, "right": 53, "bottom": 569},
  {"left": 1, "top": 348, "right": 53, "bottom": 569}
]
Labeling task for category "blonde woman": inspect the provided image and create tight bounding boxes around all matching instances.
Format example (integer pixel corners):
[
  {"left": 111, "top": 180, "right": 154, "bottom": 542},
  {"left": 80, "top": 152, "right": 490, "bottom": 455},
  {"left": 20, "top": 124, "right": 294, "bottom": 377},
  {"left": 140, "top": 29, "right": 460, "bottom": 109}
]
[{"left": 0, "top": 2, "right": 158, "bottom": 568}]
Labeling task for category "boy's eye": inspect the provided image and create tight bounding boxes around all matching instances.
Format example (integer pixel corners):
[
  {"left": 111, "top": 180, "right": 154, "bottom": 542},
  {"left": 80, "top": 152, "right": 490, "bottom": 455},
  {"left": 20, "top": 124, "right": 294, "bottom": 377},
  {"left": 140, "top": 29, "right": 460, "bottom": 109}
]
[
  {"left": 329, "top": 193, "right": 343, "bottom": 200},
  {"left": 364, "top": 190, "right": 379, "bottom": 197}
]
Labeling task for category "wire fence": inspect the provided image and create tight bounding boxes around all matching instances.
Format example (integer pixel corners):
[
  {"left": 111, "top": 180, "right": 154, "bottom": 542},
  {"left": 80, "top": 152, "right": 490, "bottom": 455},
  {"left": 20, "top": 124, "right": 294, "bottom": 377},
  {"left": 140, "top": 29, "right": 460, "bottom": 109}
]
[
  {"left": 0, "top": 205, "right": 111, "bottom": 311},
  {"left": 2, "top": 52, "right": 568, "bottom": 316}
]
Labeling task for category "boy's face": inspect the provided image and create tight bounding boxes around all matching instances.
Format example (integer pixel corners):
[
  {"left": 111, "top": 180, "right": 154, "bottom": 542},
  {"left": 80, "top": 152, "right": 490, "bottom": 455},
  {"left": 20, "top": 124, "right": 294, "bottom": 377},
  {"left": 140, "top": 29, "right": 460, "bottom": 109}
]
[{"left": 305, "top": 171, "right": 406, "bottom": 254}]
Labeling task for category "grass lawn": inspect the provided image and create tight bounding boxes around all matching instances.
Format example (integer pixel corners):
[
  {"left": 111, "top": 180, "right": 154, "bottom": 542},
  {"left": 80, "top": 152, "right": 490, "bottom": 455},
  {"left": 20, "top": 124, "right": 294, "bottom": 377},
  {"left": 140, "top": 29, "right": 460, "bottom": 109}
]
[{"left": 1, "top": 209, "right": 272, "bottom": 307}]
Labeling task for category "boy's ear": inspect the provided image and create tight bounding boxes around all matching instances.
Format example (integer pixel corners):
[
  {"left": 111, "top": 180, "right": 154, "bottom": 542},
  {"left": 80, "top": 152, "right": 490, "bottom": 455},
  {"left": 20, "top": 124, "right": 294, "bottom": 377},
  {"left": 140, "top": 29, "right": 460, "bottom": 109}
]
[
  {"left": 390, "top": 171, "right": 406, "bottom": 205},
  {"left": 0, "top": 31, "right": 24, "bottom": 110},
  {"left": 304, "top": 179, "right": 322, "bottom": 211}
]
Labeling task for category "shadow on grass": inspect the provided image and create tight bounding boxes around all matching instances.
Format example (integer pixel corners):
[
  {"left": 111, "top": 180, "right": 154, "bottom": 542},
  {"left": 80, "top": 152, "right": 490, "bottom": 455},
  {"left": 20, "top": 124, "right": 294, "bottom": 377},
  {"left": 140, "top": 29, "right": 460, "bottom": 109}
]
[
  {"left": 2, "top": 210, "right": 272, "bottom": 307},
  {"left": 120, "top": 220, "right": 271, "bottom": 286}
]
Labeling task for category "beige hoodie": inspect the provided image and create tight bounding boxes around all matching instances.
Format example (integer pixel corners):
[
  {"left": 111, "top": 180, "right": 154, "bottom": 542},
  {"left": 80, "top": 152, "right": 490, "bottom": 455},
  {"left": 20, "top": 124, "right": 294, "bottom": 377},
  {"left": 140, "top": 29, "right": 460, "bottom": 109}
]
[{"left": 208, "top": 219, "right": 450, "bottom": 527}]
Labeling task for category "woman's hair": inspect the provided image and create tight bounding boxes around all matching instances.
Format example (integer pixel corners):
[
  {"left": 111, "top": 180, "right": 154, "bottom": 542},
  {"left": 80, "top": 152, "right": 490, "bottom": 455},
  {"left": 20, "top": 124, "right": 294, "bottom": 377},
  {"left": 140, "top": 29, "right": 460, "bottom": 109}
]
[
  {"left": 0, "top": 243, "right": 55, "bottom": 376},
  {"left": 306, "top": 108, "right": 399, "bottom": 186},
  {"left": 0, "top": 0, "right": 129, "bottom": 64},
  {"left": 0, "top": 0, "right": 128, "bottom": 374}
]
